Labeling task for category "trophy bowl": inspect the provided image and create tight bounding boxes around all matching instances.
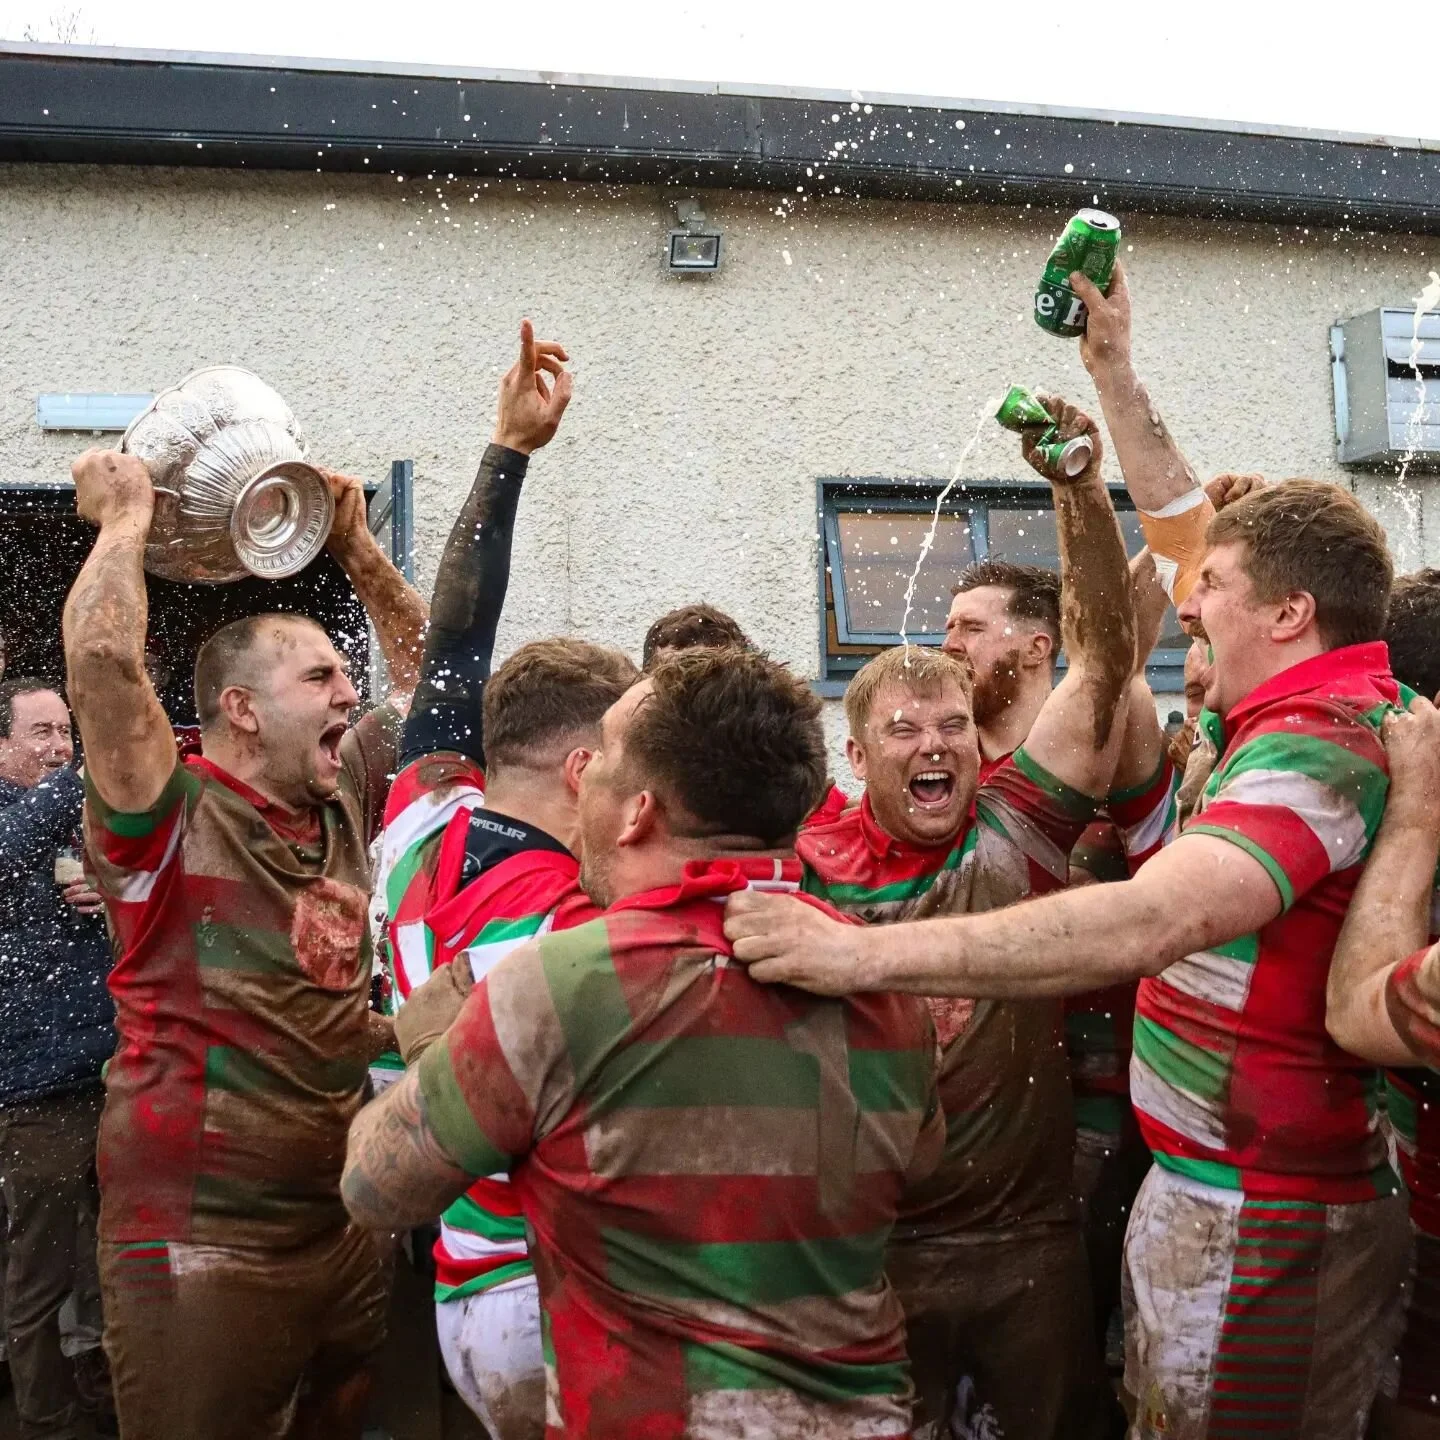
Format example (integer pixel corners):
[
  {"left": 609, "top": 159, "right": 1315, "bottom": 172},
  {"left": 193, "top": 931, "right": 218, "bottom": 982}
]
[{"left": 122, "top": 366, "right": 335, "bottom": 583}]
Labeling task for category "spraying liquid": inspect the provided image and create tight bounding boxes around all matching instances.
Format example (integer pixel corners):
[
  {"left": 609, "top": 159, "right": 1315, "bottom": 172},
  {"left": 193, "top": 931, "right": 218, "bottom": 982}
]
[
  {"left": 899, "top": 404, "right": 999, "bottom": 653},
  {"left": 1397, "top": 270, "right": 1440, "bottom": 490}
]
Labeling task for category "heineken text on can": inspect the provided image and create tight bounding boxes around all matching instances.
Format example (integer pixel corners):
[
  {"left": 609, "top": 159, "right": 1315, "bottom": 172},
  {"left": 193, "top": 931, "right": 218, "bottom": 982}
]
[
  {"left": 995, "top": 385, "right": 1053, "bottom": 434},
  {"left": 1034, "top": 209, "right": 1121, "bottom": 338}
]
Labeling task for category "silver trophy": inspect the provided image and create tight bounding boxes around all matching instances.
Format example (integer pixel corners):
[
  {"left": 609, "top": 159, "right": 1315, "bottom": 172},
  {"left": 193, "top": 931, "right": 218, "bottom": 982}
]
[{"left": 122, "top": 366, "right": 335, "bottom": 583}]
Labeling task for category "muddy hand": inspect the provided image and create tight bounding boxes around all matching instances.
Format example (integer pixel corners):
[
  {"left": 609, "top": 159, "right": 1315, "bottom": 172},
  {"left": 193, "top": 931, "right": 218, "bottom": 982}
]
[
  {"left": 70, "top": 449, "right": 155, "bottom": 530},
  {"left": 317, "top": 468, "right": 368, "bottom": 546},
  {"left": 1021, "top": 394, "right": 1104, "bottom": 485},
  {"left": 1382, "top": 695, "right": 1440, "bottom": 815},
  {"left": 394, "top": 956, "right": 475, "bottom": 1065},
  {"left": 723, "top": 890, "right": 871, "bottom": 996}
]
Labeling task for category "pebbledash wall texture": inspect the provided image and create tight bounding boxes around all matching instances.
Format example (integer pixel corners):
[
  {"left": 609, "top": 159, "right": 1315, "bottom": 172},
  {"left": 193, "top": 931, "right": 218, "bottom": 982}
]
[{"left": 1, "top": 161, "right": 1437, "bottom": 779}]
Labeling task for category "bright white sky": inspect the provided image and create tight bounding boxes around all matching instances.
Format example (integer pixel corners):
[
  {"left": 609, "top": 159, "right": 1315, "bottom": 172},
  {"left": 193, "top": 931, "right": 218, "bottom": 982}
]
[{"left": 1, "top": 0, "right": 1436, "bottom": 143}]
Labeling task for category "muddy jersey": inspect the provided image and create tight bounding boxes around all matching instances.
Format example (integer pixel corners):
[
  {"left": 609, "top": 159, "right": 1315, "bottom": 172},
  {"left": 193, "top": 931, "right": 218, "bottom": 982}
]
[
  {"left": 1134, "top": 642, "right": 1400, "bottom": 1201},
  {"left": 83, "top": 707, "right": 398, "bottom": 1246},
  {"left": 419, "top": 858, "right": 942, "bottom": 1440},
  {"left": 799, "top": 748, "right": 1096, "bottom": 1237},
  {"left": 377, "top": 750, "right": 578, "bottom": 1301}
]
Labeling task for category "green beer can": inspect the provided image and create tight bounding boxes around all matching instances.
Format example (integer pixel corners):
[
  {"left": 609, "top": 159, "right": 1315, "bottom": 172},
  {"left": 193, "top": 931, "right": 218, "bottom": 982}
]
[
  {"left": 1034, "top": 208, "right": 1121, "bottom": 338},
  {"left": 994, "top": 385, "right": 1094, "bottom": 477},
  {"left": 995, "top": 385, "right": 1053, "bottom": 433}
]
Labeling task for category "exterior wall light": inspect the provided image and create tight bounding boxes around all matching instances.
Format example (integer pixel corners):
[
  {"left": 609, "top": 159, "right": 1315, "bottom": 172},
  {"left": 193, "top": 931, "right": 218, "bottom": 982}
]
[{"left": 666, "top": 198, "right": 722, "bottom": 275}]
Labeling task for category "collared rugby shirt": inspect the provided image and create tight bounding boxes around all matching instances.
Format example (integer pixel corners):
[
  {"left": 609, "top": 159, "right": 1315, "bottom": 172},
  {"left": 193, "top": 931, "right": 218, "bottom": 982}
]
[
  {"left": 419, "top": 857, "right": 942, "bottom": 1440},
  {"left": 376, "top": 750, "right": 577, "bottom": 1301},
  {"left": 1066, "top": 761, "right": 1181, "bottom": 1141},
  {"left": 1133, "top": 641, "right": 1400, "bottom": 1201},
  {"left": 83, "top": 707, "right": 398, "bottom": 1246},
  {"left": 798, "top": 749, "right": 1096, "bottom": 1237}
]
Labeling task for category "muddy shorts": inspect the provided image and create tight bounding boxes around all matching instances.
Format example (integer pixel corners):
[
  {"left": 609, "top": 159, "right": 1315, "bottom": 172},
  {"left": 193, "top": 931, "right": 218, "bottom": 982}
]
[
  {"left": 435, "top": 1273, "right": 545, "bottom": 1440},
  {"left": 100, "top": 1221, "right": 390, "bottom": 1440},
  {"left": 1396, "top": 1224, "right": 1440, "bottom": 1416},
  {"left": 889, "top": 1224, "right": 1116, "bottom": 1440},
  {"left": 1122, "top": 1165, "right": 1409, "bottom": 1440}
]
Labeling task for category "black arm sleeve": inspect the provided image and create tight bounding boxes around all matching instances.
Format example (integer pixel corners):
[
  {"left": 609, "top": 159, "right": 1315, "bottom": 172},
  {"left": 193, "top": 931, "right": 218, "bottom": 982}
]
[{"left": 400, "top": 443, "right": 529, "bottom": 768}]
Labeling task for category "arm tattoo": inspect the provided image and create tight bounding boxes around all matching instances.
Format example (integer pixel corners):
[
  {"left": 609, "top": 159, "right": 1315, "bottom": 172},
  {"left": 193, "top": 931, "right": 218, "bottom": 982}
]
[{"left": 342, "top": 1068, "right": 469, "bottom": 1231}]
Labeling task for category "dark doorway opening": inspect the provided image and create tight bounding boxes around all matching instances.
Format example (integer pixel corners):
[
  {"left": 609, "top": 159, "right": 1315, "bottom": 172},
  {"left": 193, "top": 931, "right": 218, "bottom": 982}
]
[{"left": 0, "top": 469, "right": 413, "bottom": 723}]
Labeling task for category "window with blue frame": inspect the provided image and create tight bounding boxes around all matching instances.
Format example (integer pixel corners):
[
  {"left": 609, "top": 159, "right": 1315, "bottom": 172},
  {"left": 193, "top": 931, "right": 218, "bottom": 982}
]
[{"left": 817, "top": 477, "right": 1188, "bottom": 694}]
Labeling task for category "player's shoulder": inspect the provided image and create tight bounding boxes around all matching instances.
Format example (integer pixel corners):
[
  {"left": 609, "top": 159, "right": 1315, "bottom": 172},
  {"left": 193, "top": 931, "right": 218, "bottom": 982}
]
[
  {"left": 1225, "top": 690, "right": 1389, "bottom": 770},
  {"left": 382, "top": 751, "right": 485, "bottom": 828}
]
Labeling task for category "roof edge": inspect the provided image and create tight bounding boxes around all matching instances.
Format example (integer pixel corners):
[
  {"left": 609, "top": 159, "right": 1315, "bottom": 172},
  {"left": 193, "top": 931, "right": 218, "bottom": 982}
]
[{"left": 2, "top": 39, "right": 1437, "bottom": 153}]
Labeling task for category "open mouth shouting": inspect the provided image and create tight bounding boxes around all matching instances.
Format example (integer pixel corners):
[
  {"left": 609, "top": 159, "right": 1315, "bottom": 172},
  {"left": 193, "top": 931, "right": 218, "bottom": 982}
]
[
  {"left": 907, "top": 768, "right": 957, "bottom": 810},
  {"left": 318, "top": 722, "right": 346, "bottom": 771}
]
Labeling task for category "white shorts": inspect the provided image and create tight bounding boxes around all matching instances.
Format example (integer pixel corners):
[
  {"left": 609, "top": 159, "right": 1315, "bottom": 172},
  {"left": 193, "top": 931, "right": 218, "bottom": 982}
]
[{"left": 436, "top": 1274, "right": 545, "bottom": 1440}]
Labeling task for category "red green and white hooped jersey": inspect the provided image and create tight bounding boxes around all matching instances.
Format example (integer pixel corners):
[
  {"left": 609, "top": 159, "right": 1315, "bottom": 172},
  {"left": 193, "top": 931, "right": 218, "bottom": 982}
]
[
  {"left": 799, "top": 747, "right": 1097, "bottom": 1236},
  {"left": 376, "top": 751, "right": 580, "bottom": 1300},
  {"left": 1133, "top": 642, "right": 1402, "bottom": 1202},
  {"left": 418, "top": 857, "right": 940, "bottom": 1440}
]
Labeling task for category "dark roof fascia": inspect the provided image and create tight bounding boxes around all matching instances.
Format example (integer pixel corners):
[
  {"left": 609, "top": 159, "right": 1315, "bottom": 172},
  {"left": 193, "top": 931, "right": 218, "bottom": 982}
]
[{"left": 1, "top": 45, "right": 1437, "bottom": 232}]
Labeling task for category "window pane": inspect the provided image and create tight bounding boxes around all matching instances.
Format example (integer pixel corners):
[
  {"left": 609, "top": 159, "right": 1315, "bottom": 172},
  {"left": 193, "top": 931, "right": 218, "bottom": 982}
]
[
  {"left": 987, "top": 504, "right": 1187, "bottom": 656},
  {"left": 835, "top": 509, "right": 977, "bottom": 637}
]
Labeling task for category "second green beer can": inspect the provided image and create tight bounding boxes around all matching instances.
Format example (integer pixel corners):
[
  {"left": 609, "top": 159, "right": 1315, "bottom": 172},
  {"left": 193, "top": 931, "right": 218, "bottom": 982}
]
[{"left": 1034, "top": 209, "right": 1121, "bottom": 338}]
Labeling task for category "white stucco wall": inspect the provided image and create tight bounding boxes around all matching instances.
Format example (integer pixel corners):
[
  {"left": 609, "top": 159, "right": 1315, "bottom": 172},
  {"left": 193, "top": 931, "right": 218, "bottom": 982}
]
[{"left": 1, "top": 163, "right": 1436, "bottom": 781}]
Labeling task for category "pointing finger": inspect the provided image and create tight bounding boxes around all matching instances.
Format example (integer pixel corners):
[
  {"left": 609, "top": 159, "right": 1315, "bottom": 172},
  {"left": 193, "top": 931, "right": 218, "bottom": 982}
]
[{"left": 518, "top": 318, "right": 536, "bottom": 375}]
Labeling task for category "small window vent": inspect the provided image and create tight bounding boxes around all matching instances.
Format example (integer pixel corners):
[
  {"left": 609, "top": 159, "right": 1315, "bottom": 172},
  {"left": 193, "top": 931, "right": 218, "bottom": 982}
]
[{"left": 1331, "top": 308, "right": 1440, "bottom": 469}]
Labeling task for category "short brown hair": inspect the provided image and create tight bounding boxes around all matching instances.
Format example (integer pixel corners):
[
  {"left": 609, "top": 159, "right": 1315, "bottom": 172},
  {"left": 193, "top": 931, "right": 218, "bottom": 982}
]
[
  {"left": 624, "top": 648, "right": 826, "bottom": 845},
  {"left": 952, "top": 560, "right": 1062, "bottom": 646},
  {"left": 1206, "top": 479, "right": 1392, "bottom": 650},
  {"left": 194, "top": 613, "right": 325, "bottom": 728},
  {"left": 844, "top": 645, "right": 972, "bottom": 739},
  {"left": 641, "top": 604, "right": 750, "bottom": 671},
  {"left": 1386, "top": 569, "right": 1440, "bottom": 697},
  {"left": 484, "top": 638, "right": 639, "bottom": 772}
]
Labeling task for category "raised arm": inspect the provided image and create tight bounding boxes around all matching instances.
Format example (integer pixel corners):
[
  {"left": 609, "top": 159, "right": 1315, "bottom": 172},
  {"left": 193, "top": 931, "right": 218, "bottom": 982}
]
[
  {"left": 1327, "top": 698, "right": 1440, "bottom": 1064},
  {"left": 402, "top": 320, "right": 572, "bottom": 767},
  {"left": 1017, "top": 396, "right": 1135, "bottom": 796},
  {"left": 1073, "top": 262, "right": 1201, "bottom": 514},
  {"left": 725, "top": 830, "right": 1283, "bottom": 998},
  {"left": 62, "top": 451, "right": 177, "bottom": 814},
  {"left": 319, "top": 469, "right": 429, "bottom": 697}
]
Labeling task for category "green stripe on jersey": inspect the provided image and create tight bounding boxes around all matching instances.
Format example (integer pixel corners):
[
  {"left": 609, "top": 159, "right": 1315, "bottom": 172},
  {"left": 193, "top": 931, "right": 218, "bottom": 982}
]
[
  {"left": 442, "top": 1191, "right": 527, "bottom": 1243},
  {"left": 419, "top": 1042, "right": 512, "bottom": 1179},
  {"left": 803, "top": 828, "right": 976, "bottom": 907},
  {"left": 1183, "top": 825, "right": 1296, "bottom": 911},
  {"left": 435, "top": 1257, "right": 534, "bottom": 1303},
  {"left": 1010, "top": 745, "right": 1095, "bottom": 816},
  {"left": 683, "top": 1339, "right": 908, "bottom": 1402},
  {"left": 538, "top": 921, "right": 634, "bottom": 1083},
  {"left": 1211, "top": 731, "right": 1388, "bottom": 833},
  {"left": 1132, "top": 1014, "right": 1230, "bottom": 1103},
  {"left": 847, "top": 1046, "right": 935, "bottom": 1112},
  {"left": 193, "top": 922, "right": 294, "bottom": 975},
  {"left": 601, "top": 1226, "right": 892, "bottom": 1308},
  {"left": 596, "top": 1036, "right": 819, "bottom": 1111},
  {"left": 472, "top": 913, "right": 547, "bottom": 947},
  {"left": 1150, "top": 1150, "right": 1243, "bottom": 1189}
]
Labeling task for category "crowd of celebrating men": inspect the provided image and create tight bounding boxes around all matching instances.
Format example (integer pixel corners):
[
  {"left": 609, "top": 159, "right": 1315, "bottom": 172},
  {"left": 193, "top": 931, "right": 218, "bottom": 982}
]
[{"left": 4, "top": 257, "right": 1440, "bottom": 1440}]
